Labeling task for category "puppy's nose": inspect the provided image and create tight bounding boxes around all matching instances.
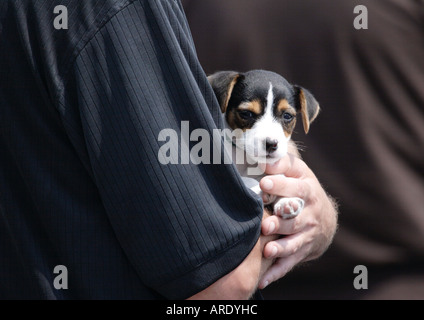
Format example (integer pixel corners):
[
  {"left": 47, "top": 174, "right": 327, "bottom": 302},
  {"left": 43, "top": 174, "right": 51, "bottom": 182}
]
[{"left": 265, "top": 138, "right": 278, "bottom": 153}]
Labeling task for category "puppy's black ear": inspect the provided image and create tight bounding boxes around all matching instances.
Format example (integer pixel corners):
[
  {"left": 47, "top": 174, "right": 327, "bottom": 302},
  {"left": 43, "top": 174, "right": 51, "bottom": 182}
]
[
  {"left": 207, "top": 71, "right": 242, "bottom": 113},
  {"left": 293, "top": 85, "right": 320, "bottom": 133}
]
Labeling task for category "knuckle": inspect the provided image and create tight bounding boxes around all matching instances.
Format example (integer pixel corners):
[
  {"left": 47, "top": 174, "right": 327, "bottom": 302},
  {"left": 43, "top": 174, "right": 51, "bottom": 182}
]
[
  {"left": 278, "top": 241, "right": 297, "bottom": 257},
  {"left": 295, "top": 181, "right": 307, "bottom": 199}
]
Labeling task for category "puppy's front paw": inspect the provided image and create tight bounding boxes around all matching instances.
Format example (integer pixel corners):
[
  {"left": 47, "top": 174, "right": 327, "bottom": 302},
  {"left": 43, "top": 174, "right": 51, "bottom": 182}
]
[{"left": 274, "top": 197, "right": 304, "bottom": 219}]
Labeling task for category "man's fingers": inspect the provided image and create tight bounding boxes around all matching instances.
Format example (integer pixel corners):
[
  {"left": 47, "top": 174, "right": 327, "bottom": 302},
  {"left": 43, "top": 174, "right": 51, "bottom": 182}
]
[
  {"left": 264, "top": 153, "right": 309, "bottom": 177},
  {"left": 259, "top": 233, "right": 314, "bottom": 289},
  {"left": 262, "top": 233, "right": 310, "bottom": 260},
  {"left": 261, "top": 214, "right": 299, "bottom": 236},
  {"left": 258, "top": 254, "right": 300, "bottom": 289},
  {"left": 260, "top": 175, "right": 312, "bottom": 199}
]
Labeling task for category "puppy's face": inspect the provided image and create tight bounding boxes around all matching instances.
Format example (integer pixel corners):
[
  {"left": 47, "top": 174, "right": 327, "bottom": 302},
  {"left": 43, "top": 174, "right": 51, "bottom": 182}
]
[{"left": 208, "top": 70, "right": 320, "bottom": 163}]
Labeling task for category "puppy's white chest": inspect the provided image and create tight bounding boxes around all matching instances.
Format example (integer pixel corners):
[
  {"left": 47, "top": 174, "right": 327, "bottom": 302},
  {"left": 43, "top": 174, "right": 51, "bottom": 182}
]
[{"left": 230, "top": 143, "right": 303, "bottom": 220}]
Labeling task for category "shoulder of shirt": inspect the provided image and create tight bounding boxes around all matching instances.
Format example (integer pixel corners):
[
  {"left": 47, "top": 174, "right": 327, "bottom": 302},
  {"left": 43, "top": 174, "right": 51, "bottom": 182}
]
[
  {"left": 14, "top": 0, "right": 139, "bottom": 108},
  {"left": 57, "top": 0, "right": 138, "bottom": 84}
]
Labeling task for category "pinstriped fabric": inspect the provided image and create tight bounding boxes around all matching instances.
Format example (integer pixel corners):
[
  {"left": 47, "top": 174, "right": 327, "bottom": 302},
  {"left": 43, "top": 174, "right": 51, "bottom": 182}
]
[{"left": 0, "top": 0, "right": 262, "bottom": 299}]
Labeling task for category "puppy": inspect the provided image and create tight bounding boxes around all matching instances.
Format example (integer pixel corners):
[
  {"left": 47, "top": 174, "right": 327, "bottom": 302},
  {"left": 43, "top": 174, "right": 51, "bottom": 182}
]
[{"left": 208, "top": 70, "right": 320, "bottom": 218}]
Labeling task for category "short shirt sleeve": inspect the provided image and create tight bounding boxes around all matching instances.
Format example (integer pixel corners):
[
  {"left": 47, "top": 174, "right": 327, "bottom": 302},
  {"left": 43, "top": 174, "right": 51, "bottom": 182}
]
[{"left": 62, "top": 0, "right": 262, "bottom": 299}]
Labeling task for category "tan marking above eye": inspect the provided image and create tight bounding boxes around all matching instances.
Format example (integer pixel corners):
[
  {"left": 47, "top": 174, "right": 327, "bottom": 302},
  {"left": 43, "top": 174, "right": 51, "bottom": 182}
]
[
  {"left": 238, "top": 99, "right": 262, "bottom": 114},
  {"left": 277, "top": 99, "right": 296, "bottom": 114},
  {"left": 226, "top": 111, "right": 237, "bottom": 129}
]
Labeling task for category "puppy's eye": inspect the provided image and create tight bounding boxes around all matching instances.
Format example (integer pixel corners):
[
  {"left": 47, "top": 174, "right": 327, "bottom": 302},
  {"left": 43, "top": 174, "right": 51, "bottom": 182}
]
[
  {"left": 283, "top": 112, "right": 294, "bottom": 122},
  {"left": 238, "top": 110, "right": 255, "bottom": 120}
]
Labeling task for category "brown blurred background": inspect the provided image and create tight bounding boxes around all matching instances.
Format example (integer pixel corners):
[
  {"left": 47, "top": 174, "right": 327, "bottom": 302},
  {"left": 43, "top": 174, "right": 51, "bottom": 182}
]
[{"left": 182, "top": 0, "right": 424, "bottom": 299}]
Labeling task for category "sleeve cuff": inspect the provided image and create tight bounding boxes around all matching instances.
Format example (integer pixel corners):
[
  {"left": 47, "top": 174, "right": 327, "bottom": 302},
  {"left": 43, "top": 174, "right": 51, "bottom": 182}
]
[{"left": 155, "top": 224, "right": 262, "bottom": 299}]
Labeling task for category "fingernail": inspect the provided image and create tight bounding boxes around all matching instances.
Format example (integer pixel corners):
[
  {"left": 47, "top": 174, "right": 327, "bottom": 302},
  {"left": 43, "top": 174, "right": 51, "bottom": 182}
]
[
  {"left": 268, "top": 221, "right": 275, "bottom": 234},
  {"left": 261, "top": 178, "right": 274, "bottom": 191},
  {"left": 262, "top": 280, "right": 269, "bottom": 289},
  {"left": 270, "top": 245, "right": 278, "bottom": 257}
]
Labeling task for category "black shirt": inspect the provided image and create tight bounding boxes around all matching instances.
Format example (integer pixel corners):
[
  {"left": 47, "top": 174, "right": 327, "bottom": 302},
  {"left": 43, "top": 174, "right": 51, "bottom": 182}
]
[{"left": 0, "top": 0, "right": 262, "bottom": 299}]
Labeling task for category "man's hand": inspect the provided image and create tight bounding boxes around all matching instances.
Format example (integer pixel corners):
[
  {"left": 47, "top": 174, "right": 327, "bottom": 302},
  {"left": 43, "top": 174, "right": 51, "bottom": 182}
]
[{"left": 258, "top": 153, "right": 338, "bottom": 289}]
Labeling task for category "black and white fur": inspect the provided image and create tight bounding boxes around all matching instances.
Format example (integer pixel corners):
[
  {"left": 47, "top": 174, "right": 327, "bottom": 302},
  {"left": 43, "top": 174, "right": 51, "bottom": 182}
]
[{"left": 208, "top": 70, "right": 320, "bottom": 218}]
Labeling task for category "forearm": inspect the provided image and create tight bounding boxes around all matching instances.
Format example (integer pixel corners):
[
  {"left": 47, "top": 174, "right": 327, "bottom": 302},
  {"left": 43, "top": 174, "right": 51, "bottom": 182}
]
[{"left": 188, "top": 211, "right": 277, "bottom": 300}]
